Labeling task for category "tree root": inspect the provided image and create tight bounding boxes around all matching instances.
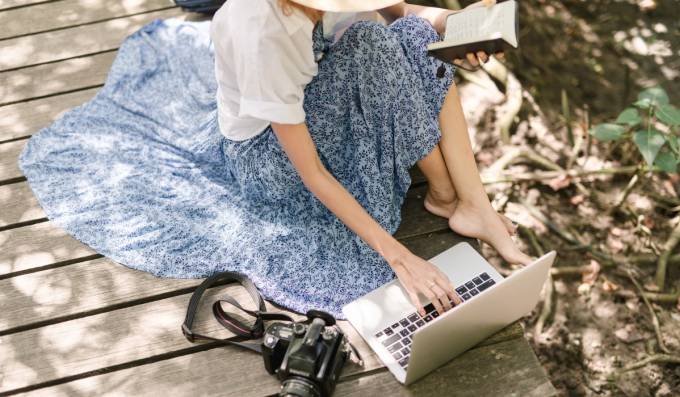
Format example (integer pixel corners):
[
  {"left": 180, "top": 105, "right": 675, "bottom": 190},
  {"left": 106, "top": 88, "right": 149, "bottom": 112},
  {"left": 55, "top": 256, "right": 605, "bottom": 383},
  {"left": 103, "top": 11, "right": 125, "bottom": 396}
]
[
  {"left": 625, "top": 268, "right": 670, "bottom": 354},
  {"left": 614, "top": 290, "right": 680, "bottom": 304},
  {"left": 481, "top": 165, "right": 643, "bottom": 185},
  {"left": 615, "top": 354, "right": 680, "bottom": 376},
  {"left": 656, "top": 216, "right": 680, "bottom": 290}
]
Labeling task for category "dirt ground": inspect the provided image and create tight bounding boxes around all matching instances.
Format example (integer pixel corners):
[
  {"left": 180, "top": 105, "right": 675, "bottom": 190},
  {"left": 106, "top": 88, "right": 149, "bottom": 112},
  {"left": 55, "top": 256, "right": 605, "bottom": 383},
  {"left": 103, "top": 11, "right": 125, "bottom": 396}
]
[{"left": 451, "top": 0, "right": 680, "bottom": 395}]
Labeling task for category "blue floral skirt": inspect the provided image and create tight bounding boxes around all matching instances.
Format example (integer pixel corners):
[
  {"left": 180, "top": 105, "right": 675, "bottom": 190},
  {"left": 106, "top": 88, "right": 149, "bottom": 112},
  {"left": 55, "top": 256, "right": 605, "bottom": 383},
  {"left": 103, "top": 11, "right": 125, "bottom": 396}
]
[{"left": 18, "top": 14, "right": 455, "bottom": 319}]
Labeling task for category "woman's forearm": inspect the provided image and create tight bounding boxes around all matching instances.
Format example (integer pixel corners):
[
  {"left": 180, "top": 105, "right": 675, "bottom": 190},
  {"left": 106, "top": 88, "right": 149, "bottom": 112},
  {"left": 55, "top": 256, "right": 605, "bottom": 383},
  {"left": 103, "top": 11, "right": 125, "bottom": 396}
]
[
  {"left": 302, "top": 165, "right": 409, "bottom": 266},
  {"left": 379, "top": 1, "right": 495, "bottom": 35}
]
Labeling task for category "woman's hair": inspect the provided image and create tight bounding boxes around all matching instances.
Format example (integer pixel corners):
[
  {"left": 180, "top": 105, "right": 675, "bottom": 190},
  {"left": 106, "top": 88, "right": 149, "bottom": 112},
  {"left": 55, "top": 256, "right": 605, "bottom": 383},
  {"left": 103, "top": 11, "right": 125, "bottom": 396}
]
[{"left": 278, "top": 0, "right": 324, "bottom": 24}]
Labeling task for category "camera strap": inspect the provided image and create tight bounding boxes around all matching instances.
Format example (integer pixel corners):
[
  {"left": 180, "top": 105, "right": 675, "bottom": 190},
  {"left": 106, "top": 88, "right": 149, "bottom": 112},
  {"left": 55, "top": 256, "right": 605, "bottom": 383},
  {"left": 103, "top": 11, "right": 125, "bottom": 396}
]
[{"left": 181, "top": 270, "right": 315, "bottom": 354}]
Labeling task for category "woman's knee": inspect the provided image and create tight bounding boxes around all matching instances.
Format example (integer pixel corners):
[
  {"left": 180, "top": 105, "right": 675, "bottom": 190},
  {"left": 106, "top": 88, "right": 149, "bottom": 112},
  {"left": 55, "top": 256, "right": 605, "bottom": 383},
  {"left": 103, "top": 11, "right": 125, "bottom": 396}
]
[
  {"left": 388, "top": 15, "right": 440, "bottom": 50},
  {"left": 341, "top": 21, "right": 402, "bottom": 56}
]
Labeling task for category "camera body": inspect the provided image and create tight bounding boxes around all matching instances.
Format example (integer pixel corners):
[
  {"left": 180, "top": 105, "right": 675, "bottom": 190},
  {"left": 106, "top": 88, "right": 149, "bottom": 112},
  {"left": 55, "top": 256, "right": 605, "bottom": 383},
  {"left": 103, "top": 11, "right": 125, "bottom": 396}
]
[{"left": 262, "top": 311, "right": 350, "bottom": 397}]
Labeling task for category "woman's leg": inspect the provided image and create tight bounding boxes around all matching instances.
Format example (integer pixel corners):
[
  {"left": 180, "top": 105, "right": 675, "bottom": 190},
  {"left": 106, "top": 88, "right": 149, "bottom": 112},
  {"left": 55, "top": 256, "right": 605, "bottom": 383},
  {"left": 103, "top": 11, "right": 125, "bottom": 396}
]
[{"left": 438, "top": 83, "right": 532, "bottom": 265}]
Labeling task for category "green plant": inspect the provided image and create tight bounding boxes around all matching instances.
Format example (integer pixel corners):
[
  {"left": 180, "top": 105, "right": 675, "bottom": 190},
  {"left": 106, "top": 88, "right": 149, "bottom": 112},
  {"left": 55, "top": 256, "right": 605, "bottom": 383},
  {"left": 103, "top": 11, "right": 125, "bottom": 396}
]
[{"left": 589, "top": 86, "right": 680, "bottom": 173}]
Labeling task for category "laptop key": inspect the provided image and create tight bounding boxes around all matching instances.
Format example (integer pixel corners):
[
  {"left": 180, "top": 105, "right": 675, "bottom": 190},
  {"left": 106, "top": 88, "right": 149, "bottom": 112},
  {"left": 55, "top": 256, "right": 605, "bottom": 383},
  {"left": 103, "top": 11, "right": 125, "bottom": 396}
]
[
  {"left": 415, "top": 319, "right": 425, "bottom": 327},
  {"left": 399, "top": 318, "right": 410, "bottom": 327},
  {"left": 383, "top": 327, "right": 393, "bottom": 336},
  {"left": 407, "top": 313, "right": 419, "bottom": 322},
  {"left": 473, "top": 276, "right": 483, "bottom": 285},
  {"left": 387, "top": 342, "right": 403, "bottom": 353},
  {"left": 381, "top": 333, "right": 400, "bottom": 347},
  {"left": 477, "top": 279, "right": 496, "bottom": 292},
  {"left": 400, "top": 347, "right": 409, "bottom": 356},
  {"left": 400, "top": 329, "right": 409, "bottom": 337},
  {"left": 393, "top": 351, "right": 402, "bottom": 360},
  {"left": 431, "top": 311, "right": 439, "bottom": 318},
  {"left": 399, "top": 358, "right": 409, "bottom": 367},
  {"left": 455, "top": 285, "right": 467, "bottom": 295},
  {"left": 424, "top": 314, "right": 433, "bottom": 322},
  {"left": 407, "top": 324, "right": 417, "bottom": 333},
  {"left": 391, "top": 322, "right": 400, "bottom": 329},
  {"left": 402, "top": 336, "right": 412, "bottom": 346},
  {"left": 461, "top": 293, "right": 471, "bottom": 300},
  {"left": 423, "top": 303, "right": 436, "bottom": 314},
  {"left": 375, "top": 331, "right": 384, "bottom": 338},
  {"left": 480, "top": 272, "right": 491, "bottom": 281},
  {"left": 465, "top": 281, "right": 475, "bottom": 290},
  {"left": 470, "top": 289, "right": 479, "bottom": 296}
]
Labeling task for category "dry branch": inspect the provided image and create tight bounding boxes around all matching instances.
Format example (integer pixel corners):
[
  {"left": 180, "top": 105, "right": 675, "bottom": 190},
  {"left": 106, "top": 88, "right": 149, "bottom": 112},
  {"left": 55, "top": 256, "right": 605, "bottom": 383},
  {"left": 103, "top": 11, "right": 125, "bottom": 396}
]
[
  {"left": 625, "top": 268, "right": 670, "bottom": 354},
  {"left": 656, "top": 217, "right": 680, "bottom": 291}
]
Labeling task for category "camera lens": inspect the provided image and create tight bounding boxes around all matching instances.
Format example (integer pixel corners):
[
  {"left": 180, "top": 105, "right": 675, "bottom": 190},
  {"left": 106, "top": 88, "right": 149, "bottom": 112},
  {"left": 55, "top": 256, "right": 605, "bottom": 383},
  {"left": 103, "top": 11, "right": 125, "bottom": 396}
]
[{"left": 279, "top": 376, "right": 321, "bottom": 397}]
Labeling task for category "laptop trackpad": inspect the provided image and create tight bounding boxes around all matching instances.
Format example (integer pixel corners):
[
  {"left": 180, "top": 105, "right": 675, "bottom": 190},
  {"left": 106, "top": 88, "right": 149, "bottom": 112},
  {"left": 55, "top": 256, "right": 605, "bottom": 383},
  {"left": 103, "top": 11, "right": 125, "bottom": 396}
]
[{"left": 342, "top": 279, "right": 416, "bottom": 334}]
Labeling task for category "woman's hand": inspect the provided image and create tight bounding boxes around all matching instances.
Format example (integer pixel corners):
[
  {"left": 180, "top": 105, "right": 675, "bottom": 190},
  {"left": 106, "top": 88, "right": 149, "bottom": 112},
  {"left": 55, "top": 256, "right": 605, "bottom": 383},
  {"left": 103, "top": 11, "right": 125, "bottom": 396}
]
[{"left": 387, "top": 249, "right": 462, "bottom": 317}]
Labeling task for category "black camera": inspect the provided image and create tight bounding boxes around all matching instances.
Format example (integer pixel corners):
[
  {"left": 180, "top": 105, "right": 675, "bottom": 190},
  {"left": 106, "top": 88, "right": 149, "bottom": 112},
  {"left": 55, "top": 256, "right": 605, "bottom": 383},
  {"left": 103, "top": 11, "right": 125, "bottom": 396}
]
[{"left": 262, "top": 310, "right": 351, "bottom": 397}]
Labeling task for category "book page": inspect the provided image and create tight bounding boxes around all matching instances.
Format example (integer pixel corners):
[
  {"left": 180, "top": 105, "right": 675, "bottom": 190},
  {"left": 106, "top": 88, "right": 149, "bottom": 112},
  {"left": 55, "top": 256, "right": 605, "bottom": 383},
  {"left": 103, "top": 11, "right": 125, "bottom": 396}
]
[{"left": 444, "top": 1, "right": 517, "bottom": 47}]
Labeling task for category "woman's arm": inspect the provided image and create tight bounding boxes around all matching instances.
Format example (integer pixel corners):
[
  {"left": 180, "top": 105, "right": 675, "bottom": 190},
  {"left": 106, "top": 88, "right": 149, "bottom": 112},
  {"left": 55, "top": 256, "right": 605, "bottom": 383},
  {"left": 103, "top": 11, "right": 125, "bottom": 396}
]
[
  {"left": 271, "top": 121, "right": 459, "bottom": 316},
  {"left": 378, "top": 0, "right": 496, "bottom": 34}
]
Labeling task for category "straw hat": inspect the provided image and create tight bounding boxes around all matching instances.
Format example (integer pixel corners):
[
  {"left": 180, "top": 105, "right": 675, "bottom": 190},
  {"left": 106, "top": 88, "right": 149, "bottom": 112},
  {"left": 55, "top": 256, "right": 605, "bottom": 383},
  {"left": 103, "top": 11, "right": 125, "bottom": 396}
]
[{"left": 289, "top": 0, "right": 403, "bottom": 12}]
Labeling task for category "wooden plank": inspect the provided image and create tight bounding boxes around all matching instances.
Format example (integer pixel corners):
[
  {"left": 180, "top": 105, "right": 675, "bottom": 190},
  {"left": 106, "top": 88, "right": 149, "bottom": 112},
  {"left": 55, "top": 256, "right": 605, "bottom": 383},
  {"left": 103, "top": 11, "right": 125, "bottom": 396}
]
[
  {"left": 0, "top": 52, "right": 115, "bottom": 105},
  {"left": 0, "top": 139, "right": 25, "bottom": 183},
  {"left": 395, "top": 184, "right": 449, "bottom": 240},
  {"left": 0, "top": 230, "right": 476, "bottom": 392},
  {"left": 331, "top": 338, "right": 556, "bottom": 397},
  {"left": 0, "top": 87, "right": 99, "bottom": 142},
  {"left": 0, "top": 221, "right": 96, "bottom": 277},
  {"left": 0, "top": 257, "right": 198, "bottom": 333},
  {"left": 0, "top": 0, "right": 53, "bottom": 12},
  {"left": 0, "top": 7, "right": 184, "bottom": 72},
  {"left": 20, "top": 323, "right": 537, "bottom": 397},
  {"left": 0, "top": 181, "right": 45, "bottom": 228},
  {"left": 0, "top": 283, "right": 383, "bottom": 394},
  {"left": 0, "top": 0, "right": 176, "bottom": 40}
]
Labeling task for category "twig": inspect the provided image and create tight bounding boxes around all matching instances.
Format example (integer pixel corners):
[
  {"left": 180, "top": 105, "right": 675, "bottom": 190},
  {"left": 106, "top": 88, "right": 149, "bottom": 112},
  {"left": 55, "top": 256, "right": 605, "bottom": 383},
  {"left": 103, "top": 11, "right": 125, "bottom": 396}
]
[
  {"left": 656, "top": 216, "right": 680, "bottom": 291},
  {"left": 517, "top": 226, "right": 553, "bottom": 335},
  {"left": 481, "top": 165, "right": 645, "bottom": 185},
  {"left": 614, "top": 291, "right": 680, "bottom": 304},
  {"left": 616, "top": 354, "right": 680, "bottom": 374},
  {"left": 496, "top": 72, "right": 523, "bottom": 144},
  {"left": 550, "top": 265, "right": 592, "bottom": 276},
  {"left": 518, "top": 149, "right": 590, "bottom": 195},
  {"left": 625, "top": 268, "right": 670, "bottom": 354},
  {"left": 612, "top": 172, "right": 640, "bottom": 211}
]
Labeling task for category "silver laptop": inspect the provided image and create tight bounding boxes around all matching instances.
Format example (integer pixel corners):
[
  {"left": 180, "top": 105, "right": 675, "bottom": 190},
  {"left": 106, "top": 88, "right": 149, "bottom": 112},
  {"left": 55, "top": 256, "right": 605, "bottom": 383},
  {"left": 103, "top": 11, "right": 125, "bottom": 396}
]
[{"left": 342, "top": 242, "right": 556, "bottom": 385}]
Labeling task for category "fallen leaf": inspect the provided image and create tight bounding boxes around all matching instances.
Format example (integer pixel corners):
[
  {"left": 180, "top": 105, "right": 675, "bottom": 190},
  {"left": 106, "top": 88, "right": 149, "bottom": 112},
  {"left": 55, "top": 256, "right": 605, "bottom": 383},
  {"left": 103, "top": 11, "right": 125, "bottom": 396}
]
[
  {"left": 547, "top": 174, "right": 572, "bottom": 191},
  {"left": 601, "top": 278, "right": 620, "bottom": 292},
  {"left": 582, "top": 259, "right": 601, "bottom": 285},
  {"left": 570, "top": 194, "right": 585, "bottom": 205}
]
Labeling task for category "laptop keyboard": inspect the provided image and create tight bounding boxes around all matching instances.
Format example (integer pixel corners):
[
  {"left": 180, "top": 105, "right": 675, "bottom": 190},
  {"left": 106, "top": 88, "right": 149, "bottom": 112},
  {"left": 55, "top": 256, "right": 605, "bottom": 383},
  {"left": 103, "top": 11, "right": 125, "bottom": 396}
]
[{"left": 373, "top": 272, "right": 495, "bottom": 370}]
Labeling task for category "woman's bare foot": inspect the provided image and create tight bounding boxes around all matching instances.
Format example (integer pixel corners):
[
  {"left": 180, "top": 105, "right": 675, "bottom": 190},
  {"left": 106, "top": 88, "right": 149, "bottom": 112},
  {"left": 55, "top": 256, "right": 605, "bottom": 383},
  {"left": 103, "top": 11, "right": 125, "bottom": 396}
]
[
  {"left": 447, "top": 201, "right": 533, "bottom": 266},
  {"left": 424, "top": 188, "right": 517, "bottom": 235}
]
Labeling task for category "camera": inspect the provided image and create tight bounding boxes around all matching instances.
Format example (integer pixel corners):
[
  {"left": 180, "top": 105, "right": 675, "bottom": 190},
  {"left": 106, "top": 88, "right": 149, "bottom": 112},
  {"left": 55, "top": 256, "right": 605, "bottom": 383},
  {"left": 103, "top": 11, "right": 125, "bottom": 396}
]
[{"left": 262, "top": 310, "right": 351, "bottom": 397}]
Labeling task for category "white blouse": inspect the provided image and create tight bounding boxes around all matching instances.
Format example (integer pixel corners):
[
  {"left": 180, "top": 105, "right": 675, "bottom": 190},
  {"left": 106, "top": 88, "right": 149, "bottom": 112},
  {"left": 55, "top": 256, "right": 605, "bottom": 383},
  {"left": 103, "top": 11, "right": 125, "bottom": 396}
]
[{"left": 210, "top": 0, "right": 378, "bottom": 141}]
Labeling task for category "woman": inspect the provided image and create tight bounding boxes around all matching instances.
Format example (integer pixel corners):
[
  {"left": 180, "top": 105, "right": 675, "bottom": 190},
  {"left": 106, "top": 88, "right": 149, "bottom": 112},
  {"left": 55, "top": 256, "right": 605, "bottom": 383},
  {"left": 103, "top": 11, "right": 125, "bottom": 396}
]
[{"left": 19, "top": 0, "right": 531, "bottom": 320}]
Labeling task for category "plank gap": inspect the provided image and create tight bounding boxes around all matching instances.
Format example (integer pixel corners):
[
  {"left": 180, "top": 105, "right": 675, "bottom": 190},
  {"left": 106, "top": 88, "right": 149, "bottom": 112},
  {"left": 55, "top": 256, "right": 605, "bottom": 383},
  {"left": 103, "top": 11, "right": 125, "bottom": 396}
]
[
  {"left": 0, "top": 0, "right": 61, "bottom": 12},
  {"left": 0, "top": 217, "right": 48, "bottom": 233},
  {"left": 0, "top": 253, "right": 102, "bottom": 280},
  {"left": 0, "top": 284, "right": 200, "bottom": 336}
]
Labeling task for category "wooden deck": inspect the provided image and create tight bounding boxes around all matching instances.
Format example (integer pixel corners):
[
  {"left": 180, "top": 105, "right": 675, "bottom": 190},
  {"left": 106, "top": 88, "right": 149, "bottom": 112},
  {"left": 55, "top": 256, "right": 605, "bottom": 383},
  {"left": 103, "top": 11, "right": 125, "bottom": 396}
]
[{"left": 0, "top": 1, "right": 556, "bottom": 395}]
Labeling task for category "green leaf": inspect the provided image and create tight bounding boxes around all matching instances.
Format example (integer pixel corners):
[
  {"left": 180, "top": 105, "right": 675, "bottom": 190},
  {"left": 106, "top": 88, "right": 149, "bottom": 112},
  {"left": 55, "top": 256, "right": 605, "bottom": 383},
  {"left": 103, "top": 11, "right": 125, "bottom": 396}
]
[
  {"left": 590, "top": 123, "right": 626, "bottom": 141},
  {"left": 656, "top": 104, "right": 680, "bottom": 126},
  {"left": 615, "top": 108, "right": 642, "bottom": 126},
  {"left": 634, "top": 86, "right": 669, "bottom": 109},
  {"left": 667, "top": 134, "right": 679, "bottom": 154},
  {"left": 634, "top": 129, "right": 666, "bottom": 166},
  {"left": 654, "top": 148, "right": 679, "bottom": 173}
]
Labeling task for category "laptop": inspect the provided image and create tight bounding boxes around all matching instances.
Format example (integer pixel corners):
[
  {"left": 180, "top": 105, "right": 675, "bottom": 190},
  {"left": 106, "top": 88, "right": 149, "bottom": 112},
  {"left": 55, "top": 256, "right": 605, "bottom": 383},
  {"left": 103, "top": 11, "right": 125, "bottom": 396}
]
[{"left": 342, "top": 241, "right": 556, "bottom": 385}]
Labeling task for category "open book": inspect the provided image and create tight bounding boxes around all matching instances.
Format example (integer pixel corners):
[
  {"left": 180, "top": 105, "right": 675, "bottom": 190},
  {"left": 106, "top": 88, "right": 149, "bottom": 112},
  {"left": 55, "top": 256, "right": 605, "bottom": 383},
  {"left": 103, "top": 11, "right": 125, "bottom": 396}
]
[{"left": 427, "top": 0, "right": 519, "bottom": 63}]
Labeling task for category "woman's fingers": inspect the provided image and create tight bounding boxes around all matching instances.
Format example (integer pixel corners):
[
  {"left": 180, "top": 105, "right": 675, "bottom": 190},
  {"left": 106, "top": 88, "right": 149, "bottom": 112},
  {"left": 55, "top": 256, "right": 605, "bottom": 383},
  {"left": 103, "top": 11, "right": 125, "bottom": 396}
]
[
  {"left": 419, "top": 283, "right": 444, "bottom": 314},
  {"left": 466, "top": 52, "right": 479, "bottom": 66},
  {"left": 406, "top": 287, "right": 426, "bottom": 317},
  {"left": 495, "top": 51, "right": 505, "bottom": 60},
  {"left": 476, "top": 51, "right": 488, "bottom": 64},
  {"left": 453, "top": 58, "right": 464, "bottom": 66}
]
